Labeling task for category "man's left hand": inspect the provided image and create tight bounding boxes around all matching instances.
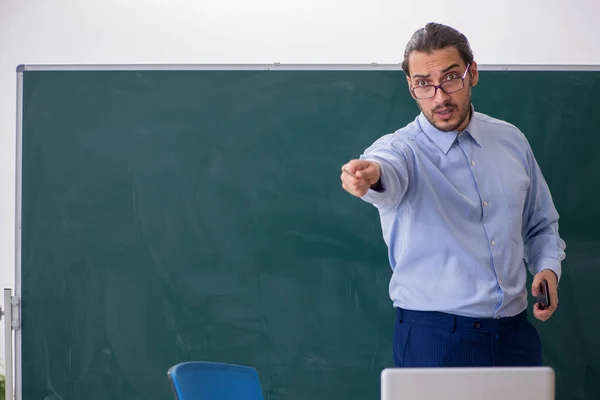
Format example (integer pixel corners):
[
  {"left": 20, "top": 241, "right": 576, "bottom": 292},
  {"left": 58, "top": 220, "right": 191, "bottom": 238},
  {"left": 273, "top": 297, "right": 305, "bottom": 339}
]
[{"left": 531, "top": 269, "right": 559, "bottom": 321}]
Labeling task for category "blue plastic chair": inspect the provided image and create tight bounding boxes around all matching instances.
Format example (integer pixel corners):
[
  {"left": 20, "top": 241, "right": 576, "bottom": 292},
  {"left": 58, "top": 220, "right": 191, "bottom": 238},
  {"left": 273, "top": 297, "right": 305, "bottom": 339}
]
[{"left": 167, "top": 361, "right": 265, "bottom": 400}]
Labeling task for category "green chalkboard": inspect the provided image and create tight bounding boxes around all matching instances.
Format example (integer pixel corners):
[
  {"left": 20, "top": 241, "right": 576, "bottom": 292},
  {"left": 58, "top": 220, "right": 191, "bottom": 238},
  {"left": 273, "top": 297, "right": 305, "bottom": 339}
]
[{"left": 19, "top": 67, "right": 600, "bottom": 400}]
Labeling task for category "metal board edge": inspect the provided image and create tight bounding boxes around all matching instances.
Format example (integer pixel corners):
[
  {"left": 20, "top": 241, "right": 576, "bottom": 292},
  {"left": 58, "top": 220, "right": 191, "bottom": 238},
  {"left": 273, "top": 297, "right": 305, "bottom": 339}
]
[
  {"left": 15, "top": 63, "right": 600, "bottom": 71},
  {"left": 15, "top": 70, "right": 23, "bottom": 400}
]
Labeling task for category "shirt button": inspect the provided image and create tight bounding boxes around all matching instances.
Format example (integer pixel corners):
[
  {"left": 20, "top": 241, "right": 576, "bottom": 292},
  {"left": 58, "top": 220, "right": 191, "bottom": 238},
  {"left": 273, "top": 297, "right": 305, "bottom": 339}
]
[
  {"left": 483, "top": 201, "right": 489, "bottom": 207},
  {"left": 499, "top": 279, "right": 503, "bottom": 285},
  {"left": 491, "top": 240, "right": 496, "bottom": 246},
  {"left": 471, "top": 160, "right": 476, "bottom": 166}
]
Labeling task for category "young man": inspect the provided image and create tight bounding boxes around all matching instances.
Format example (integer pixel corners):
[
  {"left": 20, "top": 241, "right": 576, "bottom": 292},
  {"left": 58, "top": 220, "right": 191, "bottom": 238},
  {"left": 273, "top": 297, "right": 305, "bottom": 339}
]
[{"left": 340, "top": 22, "right": 566, "bottom": 367}]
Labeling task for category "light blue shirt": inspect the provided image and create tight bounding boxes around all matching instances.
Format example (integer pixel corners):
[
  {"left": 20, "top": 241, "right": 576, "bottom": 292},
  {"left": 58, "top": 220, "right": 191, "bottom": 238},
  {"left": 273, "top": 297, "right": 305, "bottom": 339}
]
[{"left": 360, "top": 107, "right": 566, "bottom": 319}]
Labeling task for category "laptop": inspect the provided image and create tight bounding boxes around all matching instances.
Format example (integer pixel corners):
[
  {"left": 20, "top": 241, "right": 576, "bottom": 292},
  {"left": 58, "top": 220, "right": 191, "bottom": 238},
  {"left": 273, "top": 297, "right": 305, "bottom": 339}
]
[{"left": 381, "top": 367, "right": 555, "bottom": 400}]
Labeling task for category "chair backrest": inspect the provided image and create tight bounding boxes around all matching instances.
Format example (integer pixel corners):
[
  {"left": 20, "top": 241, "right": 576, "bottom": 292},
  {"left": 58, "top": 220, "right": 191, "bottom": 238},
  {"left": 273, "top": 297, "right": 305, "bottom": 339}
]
[{"left": 167, "top": 361, "right": 265, "bottom": 400}]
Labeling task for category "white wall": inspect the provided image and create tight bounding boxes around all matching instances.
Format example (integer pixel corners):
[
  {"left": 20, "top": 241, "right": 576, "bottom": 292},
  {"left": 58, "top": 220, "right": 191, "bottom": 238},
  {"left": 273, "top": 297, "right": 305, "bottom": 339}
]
[{"left": 0, "top": 0, "right": 599, "bottom": 375}]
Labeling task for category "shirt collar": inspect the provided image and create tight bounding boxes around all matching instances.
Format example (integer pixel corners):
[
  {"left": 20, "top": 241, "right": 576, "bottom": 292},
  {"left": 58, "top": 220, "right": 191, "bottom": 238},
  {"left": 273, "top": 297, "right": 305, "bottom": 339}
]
[
  {"left": 417, "top": 104, "right": 482, "bottom": 154},
  {"left": 463, "top": 105, "right": 483, "bottom": 148}
]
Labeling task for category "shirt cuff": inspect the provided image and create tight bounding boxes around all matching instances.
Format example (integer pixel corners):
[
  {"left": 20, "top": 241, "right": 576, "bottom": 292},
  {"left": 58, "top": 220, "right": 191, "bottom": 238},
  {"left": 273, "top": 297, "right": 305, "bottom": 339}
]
[
  {"left": 361, "top": 187, "right": 387, "bottom": 205},
  {"left": 360, "top": 160, "right": 389, "bottom": 205},
  {"left": 532, "top": 258, "right": 562, "bottom": 283}
]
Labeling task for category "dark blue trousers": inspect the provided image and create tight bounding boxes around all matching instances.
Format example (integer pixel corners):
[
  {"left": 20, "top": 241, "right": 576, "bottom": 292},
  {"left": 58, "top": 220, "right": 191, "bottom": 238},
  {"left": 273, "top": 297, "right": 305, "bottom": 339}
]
[{"left": 394, "top": 308, "right": 542, "bottom": 367}]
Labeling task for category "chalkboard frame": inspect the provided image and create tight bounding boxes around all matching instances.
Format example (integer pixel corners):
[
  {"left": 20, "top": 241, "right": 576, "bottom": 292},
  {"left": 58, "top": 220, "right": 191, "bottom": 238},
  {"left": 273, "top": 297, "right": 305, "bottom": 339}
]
[{"left": 13, "top": 63, "right": 600, "bottom": 400}]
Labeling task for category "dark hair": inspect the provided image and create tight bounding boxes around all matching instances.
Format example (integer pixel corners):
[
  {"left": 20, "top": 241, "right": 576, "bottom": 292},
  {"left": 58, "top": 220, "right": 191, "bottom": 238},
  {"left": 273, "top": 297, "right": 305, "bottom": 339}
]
[{"left": 401, "top": 22, "right": 474, "bottom": 76}]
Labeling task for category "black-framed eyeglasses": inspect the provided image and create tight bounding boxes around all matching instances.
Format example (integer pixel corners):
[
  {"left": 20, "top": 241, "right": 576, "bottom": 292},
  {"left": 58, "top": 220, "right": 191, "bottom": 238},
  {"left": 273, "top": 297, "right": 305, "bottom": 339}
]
[{"left": 410, "top": 63, "right": 471, "bottom": 99}]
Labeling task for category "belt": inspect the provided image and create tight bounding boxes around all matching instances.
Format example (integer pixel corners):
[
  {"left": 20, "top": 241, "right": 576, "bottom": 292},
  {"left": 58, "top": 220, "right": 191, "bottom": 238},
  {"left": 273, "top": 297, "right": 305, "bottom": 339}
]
[{"left": 396, "top": 307, "right": 528, "bottom": 333}]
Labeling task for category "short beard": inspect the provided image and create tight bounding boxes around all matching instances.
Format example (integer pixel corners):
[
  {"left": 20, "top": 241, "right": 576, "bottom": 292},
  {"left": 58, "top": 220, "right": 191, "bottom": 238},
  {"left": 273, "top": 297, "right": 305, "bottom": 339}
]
[{"left": 420, "top": 89, "right": 472, "bottom": 132}]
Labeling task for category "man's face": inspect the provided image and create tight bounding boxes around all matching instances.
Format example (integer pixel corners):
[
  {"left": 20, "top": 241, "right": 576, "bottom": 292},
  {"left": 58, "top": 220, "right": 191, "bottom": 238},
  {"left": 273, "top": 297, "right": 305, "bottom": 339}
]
[{"left": 406, "top": 46, "right": 478, "bottom": 132}]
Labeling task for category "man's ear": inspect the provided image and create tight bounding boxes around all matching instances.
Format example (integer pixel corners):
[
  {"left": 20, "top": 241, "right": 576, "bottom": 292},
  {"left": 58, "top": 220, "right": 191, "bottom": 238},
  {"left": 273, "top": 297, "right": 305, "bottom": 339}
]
[{"left": 469, "top": 61, "right": 479, "bottom": 87}]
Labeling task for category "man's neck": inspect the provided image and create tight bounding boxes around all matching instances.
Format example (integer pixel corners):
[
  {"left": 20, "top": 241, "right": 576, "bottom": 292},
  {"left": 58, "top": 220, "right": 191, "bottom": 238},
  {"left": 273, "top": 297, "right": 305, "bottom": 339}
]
[{"left": 457, "top": 105, "right": 473, "bottom": 132}]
